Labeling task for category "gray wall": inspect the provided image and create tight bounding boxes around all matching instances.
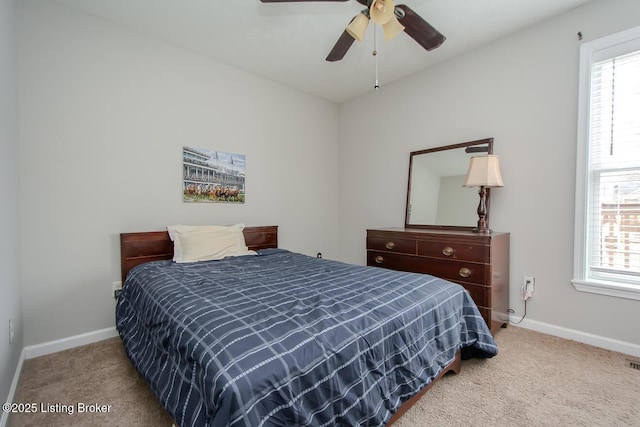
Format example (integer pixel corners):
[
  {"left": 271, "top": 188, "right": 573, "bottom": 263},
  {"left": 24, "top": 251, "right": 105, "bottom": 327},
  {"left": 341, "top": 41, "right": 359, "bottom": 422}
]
[
  {"left": 0, "top": 0, "right": 22, "bottom": 407},
  {"left": 338, "top": 0, "right": 640, "bottom": 350},
  {"left": 9, "top": 0, "right": 640, "bottom": 359},
  {"left": 17, "top": 0, "right": 339, "bottom": 346}
]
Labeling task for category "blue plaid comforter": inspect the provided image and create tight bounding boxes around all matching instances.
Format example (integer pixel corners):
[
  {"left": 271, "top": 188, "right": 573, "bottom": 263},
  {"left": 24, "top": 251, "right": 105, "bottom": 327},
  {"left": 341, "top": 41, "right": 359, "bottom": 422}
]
[{"left": 116, "top": 249, "right": 497, "bottom": 427}]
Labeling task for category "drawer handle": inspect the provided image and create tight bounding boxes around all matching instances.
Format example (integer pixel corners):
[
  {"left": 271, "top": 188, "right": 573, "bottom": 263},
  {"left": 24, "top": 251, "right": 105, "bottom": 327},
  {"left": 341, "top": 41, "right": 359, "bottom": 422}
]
[
  {"left": 442, "top": 246, "right": 455, "bottom": 256},
  {"left": 459, "top": 267, "right": 472, "bottom": 278},
  {"left": 385, "top": 241, "right": 395, "bottom": 250},
  {"left": 375, "top": 255, "right": 384, "bottom": 264}
]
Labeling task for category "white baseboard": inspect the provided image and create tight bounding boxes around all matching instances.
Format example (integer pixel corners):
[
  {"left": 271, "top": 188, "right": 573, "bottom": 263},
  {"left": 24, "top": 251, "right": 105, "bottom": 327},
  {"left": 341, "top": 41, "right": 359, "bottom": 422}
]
[
  {"left": 24, "top": 327, "right": 119, "bottom": 360},
  {"left": 510, "top": 316, "right": 640, "bottom": 358},
  {"left": 1, "top": 347, "right": 26, "bottom": 427}
]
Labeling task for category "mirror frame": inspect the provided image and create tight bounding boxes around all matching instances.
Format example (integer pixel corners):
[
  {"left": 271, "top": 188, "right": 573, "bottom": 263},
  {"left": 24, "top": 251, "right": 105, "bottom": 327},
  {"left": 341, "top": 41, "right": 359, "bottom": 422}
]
[{"left": 404, "top": 138, "right": 494, "bottom": 230}]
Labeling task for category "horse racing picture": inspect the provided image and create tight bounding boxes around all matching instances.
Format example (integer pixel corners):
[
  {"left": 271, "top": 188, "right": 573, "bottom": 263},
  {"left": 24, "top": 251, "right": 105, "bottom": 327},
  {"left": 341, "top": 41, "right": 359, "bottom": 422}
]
[{"left": 183, "top": 146, "right": 245, "bottom": 203}]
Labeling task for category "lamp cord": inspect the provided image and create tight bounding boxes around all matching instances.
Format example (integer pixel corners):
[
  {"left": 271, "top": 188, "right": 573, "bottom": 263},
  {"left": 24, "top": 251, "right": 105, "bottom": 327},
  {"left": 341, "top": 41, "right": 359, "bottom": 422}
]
[{"left": 508, "top": 299, "right": 527, "bottom": 324}]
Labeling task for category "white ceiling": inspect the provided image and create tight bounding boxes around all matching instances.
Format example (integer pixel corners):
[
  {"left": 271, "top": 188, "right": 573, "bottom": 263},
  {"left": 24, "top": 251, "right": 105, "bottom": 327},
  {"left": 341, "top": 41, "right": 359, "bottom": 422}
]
[{"left": 52, "top": 0, "right": 593, "bottom": 103}]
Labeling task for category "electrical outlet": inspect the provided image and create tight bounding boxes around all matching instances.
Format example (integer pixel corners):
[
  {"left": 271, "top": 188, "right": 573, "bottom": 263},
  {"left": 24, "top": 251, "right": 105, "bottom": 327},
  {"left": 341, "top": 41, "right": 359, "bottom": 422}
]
[
  {"left": 9, "top": 318, "right": 14, "bottom": 345},
  {"left": 112, "top": 281, "right": 122, "bottom": 299},
  {"left": 522, "top": 276, "right": 535, "bottom": 300}
]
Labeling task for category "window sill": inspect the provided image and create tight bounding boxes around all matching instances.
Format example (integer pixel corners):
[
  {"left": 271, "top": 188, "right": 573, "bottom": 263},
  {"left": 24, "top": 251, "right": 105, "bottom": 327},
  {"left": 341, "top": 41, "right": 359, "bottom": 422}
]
[{"left": 571, "top": 279, "right": 640, "bottom": 301}]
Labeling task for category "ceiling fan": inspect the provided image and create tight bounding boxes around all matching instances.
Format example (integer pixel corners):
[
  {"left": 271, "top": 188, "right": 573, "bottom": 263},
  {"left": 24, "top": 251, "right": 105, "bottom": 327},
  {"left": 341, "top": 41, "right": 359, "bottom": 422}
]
[{"left": 259, "top": 0, "right": 446, "bottom": 62}]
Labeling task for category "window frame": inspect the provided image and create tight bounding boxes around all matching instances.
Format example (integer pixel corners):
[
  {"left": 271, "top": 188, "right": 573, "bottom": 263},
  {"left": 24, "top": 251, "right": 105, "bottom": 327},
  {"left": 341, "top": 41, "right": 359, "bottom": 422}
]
[{"left": 572, "top": 26, "right": 640, "bottom": 301}]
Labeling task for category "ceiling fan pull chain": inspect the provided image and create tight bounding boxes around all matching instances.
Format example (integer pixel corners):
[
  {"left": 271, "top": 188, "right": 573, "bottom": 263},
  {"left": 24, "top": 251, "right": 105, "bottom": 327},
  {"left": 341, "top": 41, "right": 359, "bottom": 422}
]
[{"left": 373, "top": 24, "right": 379, "bottom": 90}]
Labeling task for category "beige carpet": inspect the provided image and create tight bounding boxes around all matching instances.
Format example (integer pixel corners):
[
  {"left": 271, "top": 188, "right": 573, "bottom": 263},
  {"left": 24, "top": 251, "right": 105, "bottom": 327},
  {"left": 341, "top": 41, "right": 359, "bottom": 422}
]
[{"left": 7, "top": 326, "right": 639, "bottom": 427}]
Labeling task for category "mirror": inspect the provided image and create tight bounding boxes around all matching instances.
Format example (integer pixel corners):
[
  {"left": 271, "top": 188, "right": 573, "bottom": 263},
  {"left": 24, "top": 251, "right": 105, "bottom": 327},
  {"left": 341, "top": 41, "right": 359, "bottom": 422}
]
[{"left": 405, "top": 138, "right": 493, "bottom": 229}]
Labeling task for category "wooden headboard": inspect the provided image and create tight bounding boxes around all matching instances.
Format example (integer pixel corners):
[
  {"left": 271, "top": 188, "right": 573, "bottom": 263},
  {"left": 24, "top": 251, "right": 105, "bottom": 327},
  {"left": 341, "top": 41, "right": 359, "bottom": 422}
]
[{"left": 120, "top": 225, "right": 278, "bottom": 282}]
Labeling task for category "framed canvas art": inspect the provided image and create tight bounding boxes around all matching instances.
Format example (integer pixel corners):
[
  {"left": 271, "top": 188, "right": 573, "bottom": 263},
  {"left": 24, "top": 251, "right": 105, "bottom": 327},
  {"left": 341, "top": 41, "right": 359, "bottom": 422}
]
[{"left": 182, "top": 146, "right": 245, "bottom": 203}]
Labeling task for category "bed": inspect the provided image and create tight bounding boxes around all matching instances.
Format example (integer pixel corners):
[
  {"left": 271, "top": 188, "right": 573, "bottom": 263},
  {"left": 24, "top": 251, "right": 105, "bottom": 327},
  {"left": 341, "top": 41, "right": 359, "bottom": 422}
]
[{"left": 116, "top": 225, "right": 497, "bottom": 426}]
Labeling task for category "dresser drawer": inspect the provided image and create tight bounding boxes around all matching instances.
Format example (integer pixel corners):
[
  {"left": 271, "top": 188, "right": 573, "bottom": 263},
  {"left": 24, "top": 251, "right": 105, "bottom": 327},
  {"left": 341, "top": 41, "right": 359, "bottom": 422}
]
[
  {"left": 418, "top": 258, "right": 490, "bottom": 286},
  {"left": 367, "top": 251, "right": 490, "bottom": 285},
  {"left": 367, "top": 237, "right": 416, "bottom": 255},
  {"left": 456, "top": 282, "right": 490, "bottom": 307},
  {"left": 417, "top": 240, "right": 489, "bottom": 263}
]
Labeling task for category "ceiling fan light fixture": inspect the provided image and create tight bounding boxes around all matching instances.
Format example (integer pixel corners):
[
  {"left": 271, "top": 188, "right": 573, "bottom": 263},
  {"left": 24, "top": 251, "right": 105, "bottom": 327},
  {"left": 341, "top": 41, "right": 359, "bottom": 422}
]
[
  {"left": 369, "top": 0, "right": 395, "bottom": 25},
  {"left": 382, "top": 14, "right": 404, "bottom": 41},
  {"left": 346, "top": 12, "right": 369, "bottom": 41}
]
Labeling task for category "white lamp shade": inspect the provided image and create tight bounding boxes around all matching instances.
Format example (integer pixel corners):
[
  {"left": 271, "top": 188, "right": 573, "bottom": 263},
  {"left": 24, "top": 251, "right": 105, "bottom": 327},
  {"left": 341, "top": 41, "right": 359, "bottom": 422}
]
[
  {"left": 370, "top": 0, "right": 395, "bottom": 25},
  {"left": 346, "top": 12, "right": 369, "bottom": 41},
  {"left": 382, "top": 15, "right": 404, "bottom": 41},
  {"left": 463, "top": 155, "right": 504, "bottom": 188}
]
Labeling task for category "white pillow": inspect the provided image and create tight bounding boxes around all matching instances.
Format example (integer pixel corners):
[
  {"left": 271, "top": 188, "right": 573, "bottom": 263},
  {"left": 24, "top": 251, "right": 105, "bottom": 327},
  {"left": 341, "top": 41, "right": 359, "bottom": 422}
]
[
  {"left": 166, "top": 223, "right": 255, "bottom": 263},
  {"left": 167, "top": 224, "right": 234, "bottom": 251}
]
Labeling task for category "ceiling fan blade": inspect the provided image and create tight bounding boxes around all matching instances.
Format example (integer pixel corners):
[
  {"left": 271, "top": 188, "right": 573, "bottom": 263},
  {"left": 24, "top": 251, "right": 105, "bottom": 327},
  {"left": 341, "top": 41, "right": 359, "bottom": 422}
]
[
  {"left": 326, "top": 30, "right": 356, "bottom": 62},
  {"left": 396, "top": 4, "right": 445, "bottom": 51}
]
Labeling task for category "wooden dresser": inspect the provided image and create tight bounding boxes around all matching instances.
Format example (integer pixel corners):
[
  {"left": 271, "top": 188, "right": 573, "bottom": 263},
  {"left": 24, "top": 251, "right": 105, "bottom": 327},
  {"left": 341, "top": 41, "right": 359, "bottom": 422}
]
[{"left": 366, "top": 228, "right": 510, "bottom": 334}]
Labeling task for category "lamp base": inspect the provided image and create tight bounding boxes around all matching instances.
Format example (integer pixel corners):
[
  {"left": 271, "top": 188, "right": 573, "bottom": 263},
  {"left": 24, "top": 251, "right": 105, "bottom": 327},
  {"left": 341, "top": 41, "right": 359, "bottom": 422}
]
[
  {"left": 472, "top": 227, "right": 493, "bottom": 234},
  {"left": 473, "top": 186, "right": 492, "bottom": 234}
]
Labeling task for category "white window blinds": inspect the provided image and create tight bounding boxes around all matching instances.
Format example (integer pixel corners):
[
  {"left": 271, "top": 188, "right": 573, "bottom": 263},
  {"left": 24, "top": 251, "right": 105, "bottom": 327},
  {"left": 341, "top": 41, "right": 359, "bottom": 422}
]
[{"left": 585, "top": 40, "right": 640, "bottom": 286}]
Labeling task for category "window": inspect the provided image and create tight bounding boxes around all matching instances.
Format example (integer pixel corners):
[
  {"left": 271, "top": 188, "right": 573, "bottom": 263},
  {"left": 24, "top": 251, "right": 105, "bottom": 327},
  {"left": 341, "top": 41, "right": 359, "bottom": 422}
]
[{"left": 573, "top": 26, "right": 640, "bottom": 300}]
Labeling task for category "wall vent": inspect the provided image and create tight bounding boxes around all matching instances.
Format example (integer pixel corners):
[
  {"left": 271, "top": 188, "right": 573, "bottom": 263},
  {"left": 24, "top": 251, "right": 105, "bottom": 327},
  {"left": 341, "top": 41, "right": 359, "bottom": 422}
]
[{"left": 626, "top": 359, "right": 640, "bottom": 371}]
